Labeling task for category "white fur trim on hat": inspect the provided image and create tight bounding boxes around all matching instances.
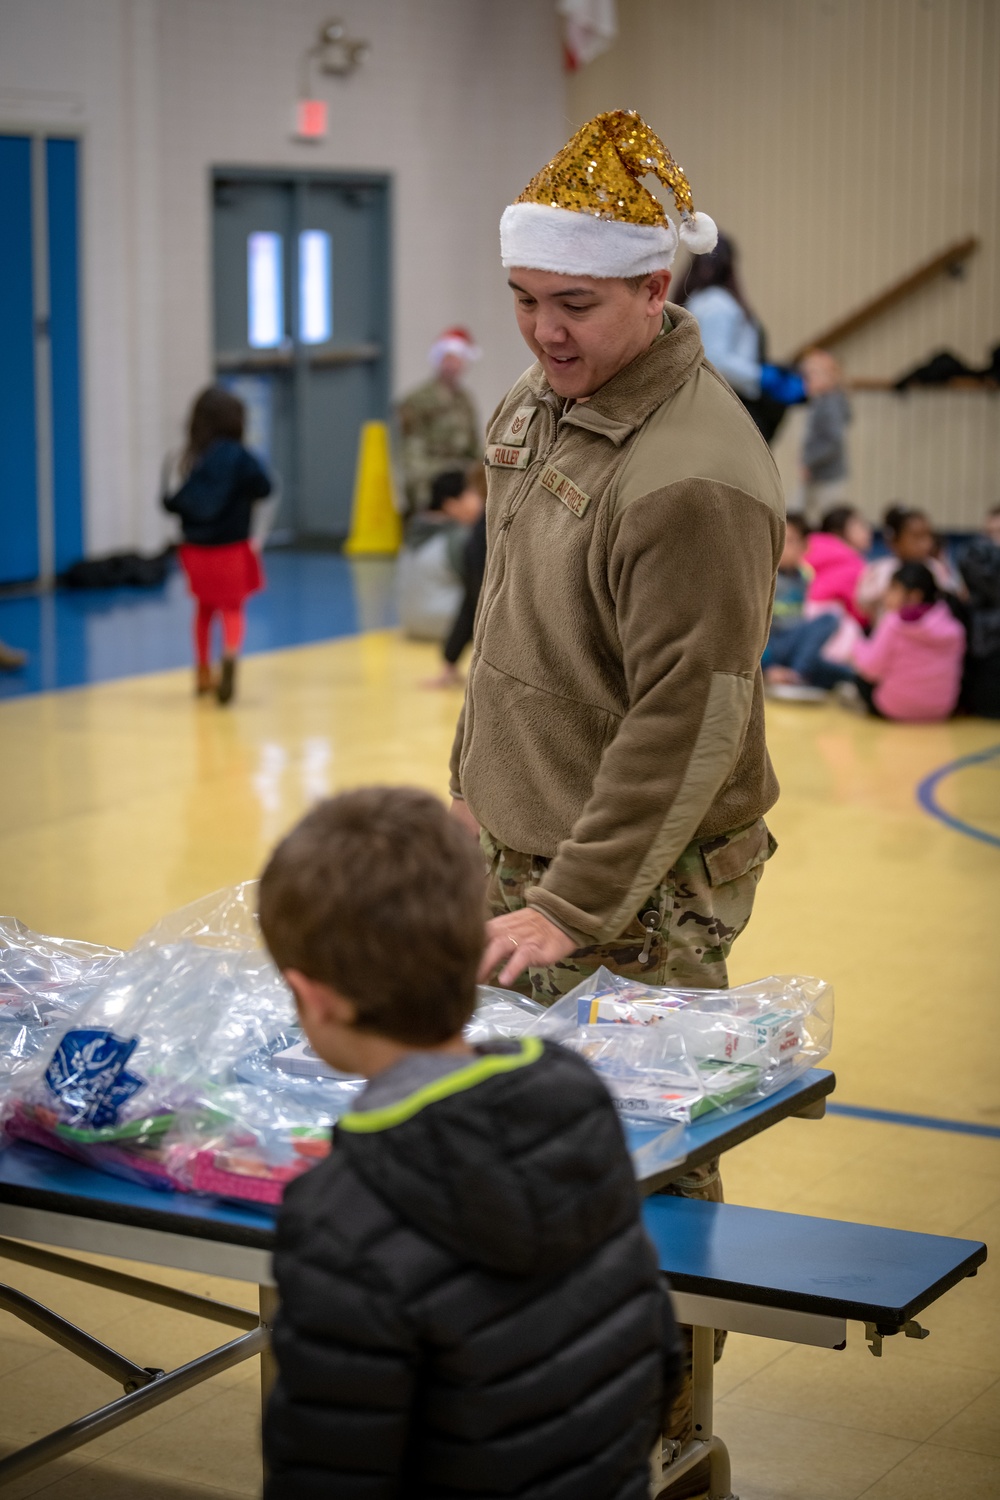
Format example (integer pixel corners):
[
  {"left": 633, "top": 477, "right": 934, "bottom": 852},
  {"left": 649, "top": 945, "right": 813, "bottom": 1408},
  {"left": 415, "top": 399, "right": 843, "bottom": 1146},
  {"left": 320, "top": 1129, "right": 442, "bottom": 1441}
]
[
  {"left": 500, "top": 202, "right": 678, "bottom": 278},
  {"left": 429, "top": 335, "right": 481, "bottom": 368}
]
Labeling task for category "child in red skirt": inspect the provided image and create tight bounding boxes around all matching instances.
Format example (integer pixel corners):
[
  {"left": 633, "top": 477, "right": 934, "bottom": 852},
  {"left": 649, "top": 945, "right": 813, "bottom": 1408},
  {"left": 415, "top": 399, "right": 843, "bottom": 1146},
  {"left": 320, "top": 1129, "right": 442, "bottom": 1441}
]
[{"left": 163, "top": 388, "right": 272, "bottom": 703}]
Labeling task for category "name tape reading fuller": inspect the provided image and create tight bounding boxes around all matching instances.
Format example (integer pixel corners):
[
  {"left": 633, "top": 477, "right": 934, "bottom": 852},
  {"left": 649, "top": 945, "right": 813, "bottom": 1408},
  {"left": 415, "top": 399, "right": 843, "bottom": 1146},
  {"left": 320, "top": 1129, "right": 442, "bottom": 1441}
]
[
  {"left": 540, "top": 464, "right": 591, "bottom": 518},
  {"left": 487, "top": 444, "right": 533, "bottom": 470}
]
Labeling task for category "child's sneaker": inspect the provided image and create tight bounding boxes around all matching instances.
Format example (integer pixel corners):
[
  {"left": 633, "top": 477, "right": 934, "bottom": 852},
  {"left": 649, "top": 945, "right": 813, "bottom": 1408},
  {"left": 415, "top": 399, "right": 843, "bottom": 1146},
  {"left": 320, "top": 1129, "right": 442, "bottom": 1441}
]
[
  {"left": 195, "top": 664, "right": 214, "bottom": 696},
  {"left": 834, "top": 680, "right": 866, "bottom": 713},
  {"left": 766, "top": 682, "right": 828, "bottom": 703}
]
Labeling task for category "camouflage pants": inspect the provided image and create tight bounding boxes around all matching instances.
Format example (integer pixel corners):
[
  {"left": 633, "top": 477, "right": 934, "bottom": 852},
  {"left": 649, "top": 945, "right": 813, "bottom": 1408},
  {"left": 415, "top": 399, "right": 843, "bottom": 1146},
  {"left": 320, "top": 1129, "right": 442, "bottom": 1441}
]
[
  {"left": 482, "top": 818, "right": 775, "bottom": 1002},
  {"left": 483, "top": 818, "right": 776, "bottom": 1455}
]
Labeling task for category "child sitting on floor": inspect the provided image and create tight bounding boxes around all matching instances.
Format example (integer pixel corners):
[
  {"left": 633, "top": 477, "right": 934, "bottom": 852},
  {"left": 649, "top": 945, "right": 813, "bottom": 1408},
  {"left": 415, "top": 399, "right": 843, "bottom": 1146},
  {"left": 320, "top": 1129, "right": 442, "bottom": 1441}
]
[
  {"left": 856, "top": 504, "right": 962, "bottom": 620},
  {"left": 805, "top": 504, "right": 873, "bottom": 626},
  {"left": 763, "top": 513, "right": 851, "bottom": 697},
  {"left": 257, "top": 786, "right": 680, "bottom": 1500},
  {"left": 848, "top": 563, "right": 965, "bottom": 721},
  {"left": 958, "top": 523, "right": 1000, "bottom": 718}
]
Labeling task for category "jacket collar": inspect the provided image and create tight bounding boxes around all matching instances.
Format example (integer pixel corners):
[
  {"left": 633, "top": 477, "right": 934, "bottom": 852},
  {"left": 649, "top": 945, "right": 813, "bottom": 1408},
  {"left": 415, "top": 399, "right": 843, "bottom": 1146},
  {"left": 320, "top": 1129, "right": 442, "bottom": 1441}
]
[{"left": 523, "top": 303, "right": 705, "bottom": 447}]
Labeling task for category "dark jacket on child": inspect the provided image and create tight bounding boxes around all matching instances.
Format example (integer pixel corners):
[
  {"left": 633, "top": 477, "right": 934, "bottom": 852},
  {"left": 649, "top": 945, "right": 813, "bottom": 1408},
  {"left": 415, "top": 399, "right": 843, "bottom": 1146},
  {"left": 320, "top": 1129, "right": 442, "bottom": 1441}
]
[
  {"left": 264, "top": 1037, "right": 681, "bottom": 1500},
  {"left": 959, "top": 537, "right": 1000, "bottom": 717},
  {"left": 162, "top": 439, "right": 271, "bottom": 545}
]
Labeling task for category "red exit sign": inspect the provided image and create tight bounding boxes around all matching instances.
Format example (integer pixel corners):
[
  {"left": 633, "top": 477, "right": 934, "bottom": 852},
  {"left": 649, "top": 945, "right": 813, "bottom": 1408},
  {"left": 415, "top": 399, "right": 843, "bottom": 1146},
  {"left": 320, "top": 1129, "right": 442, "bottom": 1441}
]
[{"left": 294, "top": 99, "right": 328, "bottom": 141}]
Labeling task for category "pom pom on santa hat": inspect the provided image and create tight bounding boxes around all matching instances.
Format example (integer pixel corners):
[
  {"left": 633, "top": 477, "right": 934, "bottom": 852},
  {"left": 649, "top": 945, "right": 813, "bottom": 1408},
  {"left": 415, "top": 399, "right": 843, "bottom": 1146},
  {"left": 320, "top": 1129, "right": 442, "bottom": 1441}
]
[
  {"left": 500, "top": 109, "right": 718, "bottom": 278},
  {"left": 679, "top": 210, "right": 719, "bottom": 255}
]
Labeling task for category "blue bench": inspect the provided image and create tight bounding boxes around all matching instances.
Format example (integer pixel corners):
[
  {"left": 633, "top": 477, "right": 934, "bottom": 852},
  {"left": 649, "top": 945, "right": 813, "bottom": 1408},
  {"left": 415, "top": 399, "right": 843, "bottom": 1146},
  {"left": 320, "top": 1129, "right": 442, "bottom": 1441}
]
[
  {"left": 0, "top": 1080, "right": 986, "bottom": 1499},
  {"left": 642, "top": 1197, "right": 988, "bottom": 1500}
]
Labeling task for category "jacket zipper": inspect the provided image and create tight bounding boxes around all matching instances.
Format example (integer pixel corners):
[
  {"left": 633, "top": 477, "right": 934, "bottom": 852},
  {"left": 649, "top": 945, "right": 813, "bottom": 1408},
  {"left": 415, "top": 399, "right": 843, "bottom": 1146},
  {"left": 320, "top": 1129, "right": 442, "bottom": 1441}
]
[{"left": 479, "top": 396, "right": 561, "bottom": 631}]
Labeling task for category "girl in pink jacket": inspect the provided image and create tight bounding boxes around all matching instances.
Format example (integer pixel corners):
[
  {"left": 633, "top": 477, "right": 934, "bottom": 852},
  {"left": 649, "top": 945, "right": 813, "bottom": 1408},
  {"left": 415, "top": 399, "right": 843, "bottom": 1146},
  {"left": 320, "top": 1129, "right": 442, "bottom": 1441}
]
[
  {"left": 804, "top": 505, "right": 873, "bottom": 625},
  {"left": 852, "top": 563, "right": 965, "bottom": 721}
]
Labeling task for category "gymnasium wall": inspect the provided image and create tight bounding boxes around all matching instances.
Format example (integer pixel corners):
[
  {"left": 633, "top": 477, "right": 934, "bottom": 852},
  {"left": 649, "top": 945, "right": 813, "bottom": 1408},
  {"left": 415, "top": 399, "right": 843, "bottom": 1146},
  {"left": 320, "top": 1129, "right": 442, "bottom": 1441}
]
[
  {"left": 569, "top": 0, "right": 1000, "bottom": 528},
  {"left": 0, "top": 0, "right": 566, "bottom": 554}
]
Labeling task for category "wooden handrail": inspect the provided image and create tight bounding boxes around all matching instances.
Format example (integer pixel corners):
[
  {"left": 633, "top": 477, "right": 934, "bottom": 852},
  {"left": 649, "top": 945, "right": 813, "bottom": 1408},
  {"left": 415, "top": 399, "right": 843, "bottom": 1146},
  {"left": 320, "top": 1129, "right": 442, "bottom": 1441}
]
[
  {"left": 845, "top": 377, "right": 995, "bottom": 392},
  {"left": 786, "top": 235, "right": 979, "bottom": 363}
]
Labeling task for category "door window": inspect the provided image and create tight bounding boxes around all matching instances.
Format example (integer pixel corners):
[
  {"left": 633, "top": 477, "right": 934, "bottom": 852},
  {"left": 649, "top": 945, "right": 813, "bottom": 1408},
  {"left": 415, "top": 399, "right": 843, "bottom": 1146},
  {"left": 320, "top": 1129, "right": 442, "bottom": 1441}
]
[
  {"left": 299, "top": 230, "right": 332, "bottom": 344},
  {"left": 247, "top": 231, "right": 284, "bottom": 348}
]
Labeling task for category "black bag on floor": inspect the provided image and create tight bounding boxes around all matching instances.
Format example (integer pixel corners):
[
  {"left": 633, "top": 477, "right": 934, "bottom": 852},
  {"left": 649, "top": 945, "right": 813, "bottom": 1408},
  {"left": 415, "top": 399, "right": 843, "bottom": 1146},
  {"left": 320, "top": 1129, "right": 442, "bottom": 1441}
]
[{"left": 58, "top": 547, "right": 174, "bottom": 590}]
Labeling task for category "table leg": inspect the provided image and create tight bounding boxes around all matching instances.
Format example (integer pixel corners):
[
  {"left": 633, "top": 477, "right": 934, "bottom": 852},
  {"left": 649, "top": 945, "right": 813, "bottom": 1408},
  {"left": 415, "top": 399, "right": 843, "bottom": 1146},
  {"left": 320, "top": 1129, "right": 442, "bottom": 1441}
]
[
  {"left": 259, "top": 1284, "right": 279, "bottom": 1488},
  {"left": 651, "top": 1323, "right": 740, "bottom": 1498},
  {"left": 258, "top": 1285, "right": 279, "bottom": 1407},
  {"left": 691, "top": 1324, "right": 715, "bottom": 1441},
  {"left": 687, "top": 1326, "right": 737, "bottom": 1500}
]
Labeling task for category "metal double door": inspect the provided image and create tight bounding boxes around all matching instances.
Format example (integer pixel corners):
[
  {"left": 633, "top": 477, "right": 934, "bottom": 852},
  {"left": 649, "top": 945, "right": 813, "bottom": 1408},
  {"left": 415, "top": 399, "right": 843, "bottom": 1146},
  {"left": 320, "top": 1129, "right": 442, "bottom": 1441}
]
[{"left": 212, "top": 169, "right": 391, "bottom": 543}]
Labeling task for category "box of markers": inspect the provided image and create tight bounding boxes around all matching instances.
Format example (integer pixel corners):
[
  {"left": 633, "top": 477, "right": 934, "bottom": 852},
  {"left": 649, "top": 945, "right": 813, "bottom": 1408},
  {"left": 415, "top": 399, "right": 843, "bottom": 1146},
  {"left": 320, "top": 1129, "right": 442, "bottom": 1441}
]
[{"left": 576, "top": 994, "right": 802, "bottom": 1068}]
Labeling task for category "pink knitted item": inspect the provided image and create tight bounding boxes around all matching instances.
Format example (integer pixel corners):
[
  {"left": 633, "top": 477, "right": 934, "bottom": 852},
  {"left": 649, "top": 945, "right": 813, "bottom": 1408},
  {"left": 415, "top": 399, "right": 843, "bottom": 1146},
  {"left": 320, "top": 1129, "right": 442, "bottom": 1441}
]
[{"left": 189, "top": 1151, "right": 302, "bottom": 1205}]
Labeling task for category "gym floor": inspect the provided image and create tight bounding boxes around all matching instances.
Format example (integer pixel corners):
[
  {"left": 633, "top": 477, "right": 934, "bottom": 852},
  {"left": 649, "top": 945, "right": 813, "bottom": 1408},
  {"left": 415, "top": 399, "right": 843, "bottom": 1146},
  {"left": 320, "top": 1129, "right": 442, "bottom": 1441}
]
[{"left": 0, "top": 555, "right": 997, "bottom": 1499}]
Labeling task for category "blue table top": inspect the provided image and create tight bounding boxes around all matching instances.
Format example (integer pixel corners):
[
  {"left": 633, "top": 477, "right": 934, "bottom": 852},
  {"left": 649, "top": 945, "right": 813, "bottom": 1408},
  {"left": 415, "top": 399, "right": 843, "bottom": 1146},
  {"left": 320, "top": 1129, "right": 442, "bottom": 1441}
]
[
  {"left": 630, "top": 1066, "right": 834, "bottom": 1191},
  {"left": 0, "top": 1140, "right": 276, "bottom": 1245},
  {"left": 0, "top": 1069, "right": 835, "bottom": 1250},
  {"left": 642, "top": 1196, "right": 988, "bottom": 1328}
]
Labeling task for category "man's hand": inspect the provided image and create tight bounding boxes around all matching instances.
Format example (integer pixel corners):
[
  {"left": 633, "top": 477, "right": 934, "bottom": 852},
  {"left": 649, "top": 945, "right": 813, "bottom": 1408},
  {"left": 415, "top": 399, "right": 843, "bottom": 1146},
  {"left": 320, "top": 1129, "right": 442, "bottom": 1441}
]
[
  {"left": 478, "top": 908, "right": 577, "bottom": 988},
  {"left": 449, "top": 797, "right": 480, "bottom": 839}
]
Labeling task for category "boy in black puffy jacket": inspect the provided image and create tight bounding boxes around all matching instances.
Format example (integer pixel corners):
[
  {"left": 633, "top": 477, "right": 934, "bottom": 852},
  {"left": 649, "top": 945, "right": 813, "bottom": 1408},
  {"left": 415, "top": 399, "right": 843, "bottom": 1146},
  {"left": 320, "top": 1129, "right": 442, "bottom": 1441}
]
[{"left": 258, "top": 786, "right": 681, "bottom": 1500}]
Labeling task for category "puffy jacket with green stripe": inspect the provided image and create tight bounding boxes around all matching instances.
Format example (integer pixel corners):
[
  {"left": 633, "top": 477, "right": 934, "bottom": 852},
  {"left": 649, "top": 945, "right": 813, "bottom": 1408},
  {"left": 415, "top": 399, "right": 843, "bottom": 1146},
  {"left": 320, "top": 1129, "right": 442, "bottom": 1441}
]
[{"left": 263, "top": 1038, "right": 681, "bottom": 1499}]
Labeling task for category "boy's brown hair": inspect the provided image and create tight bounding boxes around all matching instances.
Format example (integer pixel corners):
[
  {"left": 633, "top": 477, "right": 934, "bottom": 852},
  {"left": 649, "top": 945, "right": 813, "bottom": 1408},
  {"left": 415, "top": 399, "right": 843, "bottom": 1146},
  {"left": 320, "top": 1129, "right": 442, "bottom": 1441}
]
[
  {"left": 258, "top": 787, "right": 485, "bottom": 1046},
  {"left": 464, "top": 461, "right": 488, "bottom": 500}
]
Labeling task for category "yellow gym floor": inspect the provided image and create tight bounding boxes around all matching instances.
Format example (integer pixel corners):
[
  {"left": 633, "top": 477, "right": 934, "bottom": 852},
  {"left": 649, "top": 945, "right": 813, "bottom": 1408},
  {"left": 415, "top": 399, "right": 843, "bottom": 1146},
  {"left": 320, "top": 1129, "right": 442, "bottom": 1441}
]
[{"left": 0, "top": 629, "right": 997, "bottom": 1499}]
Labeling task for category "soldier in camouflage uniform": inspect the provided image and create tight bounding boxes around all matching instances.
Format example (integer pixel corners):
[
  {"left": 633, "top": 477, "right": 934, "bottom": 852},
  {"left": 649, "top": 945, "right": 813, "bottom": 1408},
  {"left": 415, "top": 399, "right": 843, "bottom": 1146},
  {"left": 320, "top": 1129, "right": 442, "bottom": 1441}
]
[
  {"left": 396, "top": 327, "right": 481, "bottom": 514},
  {"left": 447, "top": 112, "right": 786, "bottom": 1489}
]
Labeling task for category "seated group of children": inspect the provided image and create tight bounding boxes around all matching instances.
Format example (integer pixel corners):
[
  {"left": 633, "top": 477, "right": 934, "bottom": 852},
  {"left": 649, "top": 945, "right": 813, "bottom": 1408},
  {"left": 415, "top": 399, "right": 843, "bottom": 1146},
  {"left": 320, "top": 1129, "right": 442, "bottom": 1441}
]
[
  {"left": 257, "top": 787, "right": 682, "bottom": 1498},
  {"left": 764, "top": 502, "right": 1000, "bottom": 721}
]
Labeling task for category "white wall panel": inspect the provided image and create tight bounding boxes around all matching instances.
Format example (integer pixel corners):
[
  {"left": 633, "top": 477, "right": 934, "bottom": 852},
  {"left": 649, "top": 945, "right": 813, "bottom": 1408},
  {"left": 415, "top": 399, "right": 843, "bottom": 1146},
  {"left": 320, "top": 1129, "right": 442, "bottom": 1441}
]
[
  {"left": 772, "top": 393, "right": 1000, "bottom": 527},
  {"left": 570, "top": 0, "right": 999, "bottom": 529}
]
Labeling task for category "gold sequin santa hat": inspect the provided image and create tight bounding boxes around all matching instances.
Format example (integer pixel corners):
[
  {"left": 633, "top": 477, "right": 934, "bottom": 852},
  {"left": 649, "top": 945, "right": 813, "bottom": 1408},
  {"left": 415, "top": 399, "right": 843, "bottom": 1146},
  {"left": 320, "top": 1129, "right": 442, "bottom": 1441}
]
[{"left": 500, "top": 110, "right": 717, "bottom": 278}]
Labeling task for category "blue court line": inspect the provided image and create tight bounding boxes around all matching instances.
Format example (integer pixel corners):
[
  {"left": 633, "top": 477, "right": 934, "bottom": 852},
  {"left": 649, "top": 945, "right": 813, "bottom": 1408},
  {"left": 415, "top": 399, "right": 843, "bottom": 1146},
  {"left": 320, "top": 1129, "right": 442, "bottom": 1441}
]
[
  {"left": 915, "top": 743, "right": 1000, "bottom": 849},
  {"left": 827, "top": 1102, "right": 1000, "bottom": 1139}
]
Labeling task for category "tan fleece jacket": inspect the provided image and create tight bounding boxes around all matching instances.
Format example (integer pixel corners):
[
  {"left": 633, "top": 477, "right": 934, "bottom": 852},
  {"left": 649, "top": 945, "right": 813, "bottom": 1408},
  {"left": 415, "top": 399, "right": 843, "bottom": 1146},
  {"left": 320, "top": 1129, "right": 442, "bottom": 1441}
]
[{"left": 449, "top": 304, "right": 784, "bottom": 945}]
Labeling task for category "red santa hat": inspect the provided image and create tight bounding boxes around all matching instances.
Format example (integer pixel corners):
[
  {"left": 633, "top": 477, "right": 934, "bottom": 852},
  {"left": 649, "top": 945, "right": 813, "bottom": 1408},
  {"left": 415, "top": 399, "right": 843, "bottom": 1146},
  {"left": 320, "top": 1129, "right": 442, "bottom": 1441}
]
[{"left": 429, "top": 326, "right": 482, "bottom": 369}]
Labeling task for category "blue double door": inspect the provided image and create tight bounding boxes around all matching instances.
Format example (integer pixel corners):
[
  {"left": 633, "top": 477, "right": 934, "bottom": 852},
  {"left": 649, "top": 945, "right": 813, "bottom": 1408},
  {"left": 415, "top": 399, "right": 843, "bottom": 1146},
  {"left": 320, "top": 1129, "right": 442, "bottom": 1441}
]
[{"left": 0, "top": 136, "right": 83, "bottom": 585}]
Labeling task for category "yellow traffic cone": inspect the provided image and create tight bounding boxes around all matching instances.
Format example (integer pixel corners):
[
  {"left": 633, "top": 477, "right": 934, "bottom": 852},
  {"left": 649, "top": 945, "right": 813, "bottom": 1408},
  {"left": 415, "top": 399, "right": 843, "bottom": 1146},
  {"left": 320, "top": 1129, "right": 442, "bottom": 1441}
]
[{"left": 343, "top": 421, "right": 403, "bottom": 556}]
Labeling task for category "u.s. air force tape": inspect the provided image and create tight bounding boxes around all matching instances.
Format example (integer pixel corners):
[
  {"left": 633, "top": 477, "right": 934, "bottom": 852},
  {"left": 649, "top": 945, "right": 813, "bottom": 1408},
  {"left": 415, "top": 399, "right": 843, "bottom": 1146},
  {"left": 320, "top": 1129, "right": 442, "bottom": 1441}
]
[{"left": 540, "top": 464, "right": 591, "bottom": 517}]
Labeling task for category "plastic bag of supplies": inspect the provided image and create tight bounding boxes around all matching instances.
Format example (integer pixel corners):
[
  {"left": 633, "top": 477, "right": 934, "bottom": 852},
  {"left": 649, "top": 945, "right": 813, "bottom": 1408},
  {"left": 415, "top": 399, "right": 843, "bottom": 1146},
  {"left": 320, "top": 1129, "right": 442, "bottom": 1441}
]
[
  {"left": 0, "top": 918, "right": 123, "bottom": 1090},
  {"left": 3, "top": 885, "right": 295, "bottom": 1190},
  {"left": 169, "top": 981, "right": 547, "bottom": 1205},
  {"left": 3, "top": 884, "right": 550, "bottom": 1205},
  {"left": 528, "top": 967, "right": 833, "bottom": 1124}
]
